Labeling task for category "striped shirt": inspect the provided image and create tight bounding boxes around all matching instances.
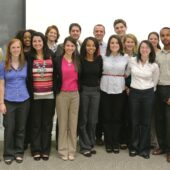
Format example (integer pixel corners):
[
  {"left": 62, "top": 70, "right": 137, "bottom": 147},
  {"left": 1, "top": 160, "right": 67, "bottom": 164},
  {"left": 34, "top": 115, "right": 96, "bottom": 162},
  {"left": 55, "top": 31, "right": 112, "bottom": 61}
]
[{"left": 32, "top": 58, "right": 54, "bottom": 99}]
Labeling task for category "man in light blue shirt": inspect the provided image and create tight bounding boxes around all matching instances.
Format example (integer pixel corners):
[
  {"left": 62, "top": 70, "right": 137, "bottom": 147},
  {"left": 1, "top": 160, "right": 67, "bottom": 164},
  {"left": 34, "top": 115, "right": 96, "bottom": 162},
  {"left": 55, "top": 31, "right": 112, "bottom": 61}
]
[{"left": 93, "top": 24, "right": 107, "bottom": 56}]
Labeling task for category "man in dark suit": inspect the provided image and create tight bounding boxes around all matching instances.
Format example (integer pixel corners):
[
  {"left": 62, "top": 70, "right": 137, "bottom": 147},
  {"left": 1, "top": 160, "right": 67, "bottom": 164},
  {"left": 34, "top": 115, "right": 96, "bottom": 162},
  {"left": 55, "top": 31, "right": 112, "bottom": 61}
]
[{"left": 55, "top": 23, "right": 82, "bottom": 57}]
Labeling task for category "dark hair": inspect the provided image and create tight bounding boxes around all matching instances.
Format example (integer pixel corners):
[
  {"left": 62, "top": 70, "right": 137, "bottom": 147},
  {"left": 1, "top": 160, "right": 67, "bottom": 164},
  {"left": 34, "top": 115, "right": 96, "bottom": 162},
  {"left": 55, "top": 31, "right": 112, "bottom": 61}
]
[
  {"left": 148, "top": 32, "right": 161, "bottom": 49},
  {"left": 160, "top": 27, "right": 170, "bottom": 32},
  {"left": 45, "top": 25, "right": 60, "bottom": 43},
  {"left": 15, "top": 29, "right": 35, "bottom": 47},
  {"left": 106, "top": 34, "right": 124, "bottom": 56},
  {"left": 80, "top": 37, "right": 99, "bottom": 60},
  {"left": 31, "top": 31, "right": 51, "bottom": 59},
  {"left": 15, "top": 30, "right": 25, "bottom": 41},
  {"left": 113, "top": 19, "right": 127, "bottom": 28},
  {"left": 137, "top": 40, "right": 156, "bottom": 63},
  {"left": 63, "top": 36, "right": 80, "bottom": 71},
  {"left": 69, "top": 23, "right": 81, "bottom": 33}
]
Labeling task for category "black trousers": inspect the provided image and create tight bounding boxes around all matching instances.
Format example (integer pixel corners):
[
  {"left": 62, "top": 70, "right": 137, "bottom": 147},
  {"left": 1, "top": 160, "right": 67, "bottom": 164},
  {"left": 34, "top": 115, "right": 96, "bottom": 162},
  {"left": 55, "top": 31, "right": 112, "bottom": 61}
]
[
  {"left": 129, "top": 88, "right": 154, "bottom": 154},
  {"left": 30, "top": 99, "right": 55, "bottom": 155},
  {"left": 155, "top": 85, "right": 170, "bottom": 153},
  {"left": 120, "top": 93, "right": 130, "bottom": 145},
  {"left": 101, "top": 91, "right": 125, "bottom": 149},
  {"left": 3, "top": 99, "right": 30, "bottom": 160}
]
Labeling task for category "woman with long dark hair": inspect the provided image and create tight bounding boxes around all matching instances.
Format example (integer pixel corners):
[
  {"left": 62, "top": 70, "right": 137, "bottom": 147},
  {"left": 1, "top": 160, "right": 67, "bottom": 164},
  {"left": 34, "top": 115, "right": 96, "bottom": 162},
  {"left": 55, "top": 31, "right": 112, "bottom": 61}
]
[
  {"left": 78, "top": 37, "right": 102, "bottom": 157},
  {"left": 127, "top": 40, "right": 159, "bottom": 159},
  {"left": 55, "top": 36, "right": 80, "bottom": 161},
  {"left": 27, "top": 32, "right": 56, "bottom": 161}
]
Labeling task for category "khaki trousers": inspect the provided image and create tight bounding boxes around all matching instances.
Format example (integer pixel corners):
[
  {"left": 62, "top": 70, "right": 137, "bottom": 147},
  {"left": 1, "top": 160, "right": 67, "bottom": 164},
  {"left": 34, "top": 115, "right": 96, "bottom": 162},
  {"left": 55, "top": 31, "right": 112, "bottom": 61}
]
[{"left": 56, "top": 91, "right": 79, "bottom": 157}]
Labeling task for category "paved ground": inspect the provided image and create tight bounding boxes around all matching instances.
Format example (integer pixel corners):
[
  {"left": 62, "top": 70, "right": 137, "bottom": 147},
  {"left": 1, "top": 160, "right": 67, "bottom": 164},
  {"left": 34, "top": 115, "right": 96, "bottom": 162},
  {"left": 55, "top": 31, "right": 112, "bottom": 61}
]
[
  {"left": 0, "top": 141, "right": 170, "bottom": 170},
  {"left": 0, "top": 115, "right": 169, "bottom": 170}
]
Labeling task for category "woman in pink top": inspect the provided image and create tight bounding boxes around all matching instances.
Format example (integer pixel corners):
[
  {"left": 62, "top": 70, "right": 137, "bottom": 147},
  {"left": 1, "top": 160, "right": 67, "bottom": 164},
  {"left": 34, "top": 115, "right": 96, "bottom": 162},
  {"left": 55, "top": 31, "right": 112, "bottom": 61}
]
[{"left": 55, "top": 36, "right": 80, "bottom": 161}]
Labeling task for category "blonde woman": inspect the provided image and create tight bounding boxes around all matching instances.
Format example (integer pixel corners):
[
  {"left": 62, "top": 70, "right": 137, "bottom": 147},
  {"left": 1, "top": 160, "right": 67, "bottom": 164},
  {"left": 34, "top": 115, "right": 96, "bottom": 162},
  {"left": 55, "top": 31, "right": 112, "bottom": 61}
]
[{"left": 119, "top": 34, "right": 138, "bottom": 150}]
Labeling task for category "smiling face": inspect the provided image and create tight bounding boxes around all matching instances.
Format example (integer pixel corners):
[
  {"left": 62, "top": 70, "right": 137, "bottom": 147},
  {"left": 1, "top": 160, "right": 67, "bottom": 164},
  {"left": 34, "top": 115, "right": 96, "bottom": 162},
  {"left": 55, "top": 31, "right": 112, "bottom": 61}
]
[
  {"left": 70, "top": 26, "right": 81, "bottom": 41},
  {"left": 10, "top": 40, "right": 21, "bottom": 58},
  {"left": 160, "top": 28, "right": 170, "bottom": 48},
  {"left": 140, "top": 42, "right": 151, "bottom": 60},
  {"left": 110, "top": 37, "right": 120, "bottom": 55},
  {"left": 47, "top": 28, "right": 58, "bottom": 42},
  {"left": 124, "top": 37, "right": 135, "bottom": 53},
  {"left": 64, "top": 40, "right": 76, "bottom": 56},
  {"left": 148, "top": 33, "right": 159, "bottom": 48},
  {"left": 86, "top": 39, "right": 96, "bottom": 56},
  {"left": 32, "top": 36, "right": 44, "bottom": 52},
  {"left": 114, "top": 23, "right": 127, "bottom": 38},
  {"left": 93, "top": 25, "right": 105, "bottom": 43},
  {"left": 23, "top": 31, "right": 31, "bottom": 47}
]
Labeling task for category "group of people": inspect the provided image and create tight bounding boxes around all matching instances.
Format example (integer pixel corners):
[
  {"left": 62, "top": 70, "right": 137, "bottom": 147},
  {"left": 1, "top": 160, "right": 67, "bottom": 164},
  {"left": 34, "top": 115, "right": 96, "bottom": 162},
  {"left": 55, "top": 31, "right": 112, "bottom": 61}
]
[{"left": 0, "top": 19, "right": 170, "bottom": 165}]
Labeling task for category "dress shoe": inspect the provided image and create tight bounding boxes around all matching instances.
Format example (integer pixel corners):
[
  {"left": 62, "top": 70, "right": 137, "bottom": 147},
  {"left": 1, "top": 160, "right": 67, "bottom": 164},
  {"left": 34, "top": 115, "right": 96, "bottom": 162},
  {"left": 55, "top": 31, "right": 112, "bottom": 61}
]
[
  {"left": 152, "top": 148, "right": 165, "bottom": 155},
  {"left": 129, "top": 150, "right": 137, "bottom": 157},
  {"left": 4, "top": 159, "right": 13, "bottom": 165},
  {"left": 140, "top": 153, "right": 150, "bottom": 159},
  {"left": 41, "top": 155, "right": 49, "bottom": 161},
  {"left": 113, "top": 148, "right": 120, "bottom": 154},
  {"left": 167, "top": 154, "right": 170, "bottom": 162},
  {"left": 82, "top": 151, "right": 91, "bottom": 157},
  {"left": 106, "top": 148, "right": 112, "bottom": 153},
  {"left": 68, "top": 155, "right": 75, "bottom": 161},
  {"left": 15, "top": 156, "right": 23, "bottom": 163},
  {"left": 33, "top": 154, "right": 41, "bottom": 161}
]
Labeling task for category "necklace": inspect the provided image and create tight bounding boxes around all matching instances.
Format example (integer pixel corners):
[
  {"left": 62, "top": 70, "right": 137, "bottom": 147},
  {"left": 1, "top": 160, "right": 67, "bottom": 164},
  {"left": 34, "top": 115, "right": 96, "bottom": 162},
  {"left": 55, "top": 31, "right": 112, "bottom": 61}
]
[{"left": 35, "top": 60, "right": 46, "bottom": 78}]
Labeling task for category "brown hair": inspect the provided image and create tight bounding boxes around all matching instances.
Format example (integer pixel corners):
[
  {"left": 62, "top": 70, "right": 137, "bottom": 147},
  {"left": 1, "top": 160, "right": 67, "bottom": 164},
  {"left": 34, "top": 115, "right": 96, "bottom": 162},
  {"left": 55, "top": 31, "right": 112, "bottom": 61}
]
[
  {"left": 113, "top": 19, "right": 127, "bottom": 28},
  {"left": 45, "top": 25, "right": 60, "bottom": 42},
  {"left": 5, "top": 38, "right": 25, "bottom": 71}
]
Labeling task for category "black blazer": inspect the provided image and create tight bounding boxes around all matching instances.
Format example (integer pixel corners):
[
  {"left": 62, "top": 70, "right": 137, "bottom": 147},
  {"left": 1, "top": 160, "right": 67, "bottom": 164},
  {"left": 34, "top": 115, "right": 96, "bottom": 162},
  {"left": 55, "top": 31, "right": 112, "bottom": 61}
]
[
  {"left": 54, "top": 55, "right": 81, "bottom": 94},
  {"left": 27, "top": 54, "right": 57, "bottom": 99}
]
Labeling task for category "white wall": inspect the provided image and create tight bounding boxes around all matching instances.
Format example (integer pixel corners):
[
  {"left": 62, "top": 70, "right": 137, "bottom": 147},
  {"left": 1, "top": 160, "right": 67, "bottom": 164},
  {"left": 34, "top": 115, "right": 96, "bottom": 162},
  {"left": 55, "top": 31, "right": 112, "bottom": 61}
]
[{"left": 26, "top": 0, "right": 169, "bottom": 44}]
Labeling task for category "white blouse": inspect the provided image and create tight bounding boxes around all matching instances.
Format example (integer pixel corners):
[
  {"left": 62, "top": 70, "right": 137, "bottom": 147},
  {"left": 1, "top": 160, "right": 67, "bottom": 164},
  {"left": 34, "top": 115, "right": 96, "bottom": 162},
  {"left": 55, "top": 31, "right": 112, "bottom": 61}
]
[
  {"left": 127, "top": 57, "right": 159, "bottom": 90},
  {"left": 100, "top": 54, "right": 128, "bottom": 94}
]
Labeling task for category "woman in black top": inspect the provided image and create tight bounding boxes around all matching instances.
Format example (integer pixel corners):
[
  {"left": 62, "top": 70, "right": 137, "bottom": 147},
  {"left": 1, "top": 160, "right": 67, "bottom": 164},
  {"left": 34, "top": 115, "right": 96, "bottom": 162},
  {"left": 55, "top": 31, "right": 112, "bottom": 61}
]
[{"left": 78, "top": 37, "right": 103, "bottom": 157}]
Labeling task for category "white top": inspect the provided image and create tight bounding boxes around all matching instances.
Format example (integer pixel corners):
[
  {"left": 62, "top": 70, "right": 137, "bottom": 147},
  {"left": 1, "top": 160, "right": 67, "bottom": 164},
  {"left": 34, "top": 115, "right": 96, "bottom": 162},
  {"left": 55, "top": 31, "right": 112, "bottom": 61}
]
[
  {"left": 99, "top": 41, "right": 107, "bottom": 56},
  {"left": 100, "top": 54, "right": 128, "bottom": 94},
  {"left": 126, "top": 57, "right": 159, "bottom": 90}
]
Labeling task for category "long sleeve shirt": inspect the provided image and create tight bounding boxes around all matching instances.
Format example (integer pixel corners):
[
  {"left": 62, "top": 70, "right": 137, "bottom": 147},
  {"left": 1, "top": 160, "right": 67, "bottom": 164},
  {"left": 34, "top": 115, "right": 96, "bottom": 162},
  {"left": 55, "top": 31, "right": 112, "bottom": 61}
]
[
  {"left": 127, "top": 57, "right": 159, "bottom": 90},
  {"left": 100, "top": 54, "right": 128, "bottom": 94},
  {"left": 156, "top": 50, "right": 170, "bottom": 85}
]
